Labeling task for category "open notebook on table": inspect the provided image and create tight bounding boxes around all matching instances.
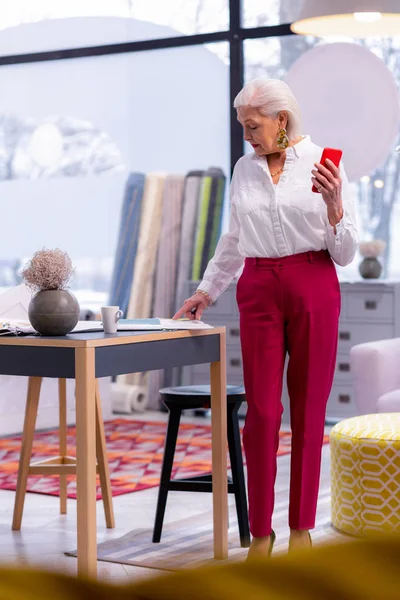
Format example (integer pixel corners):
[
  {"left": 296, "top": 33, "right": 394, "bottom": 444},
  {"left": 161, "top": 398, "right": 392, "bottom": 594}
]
[{"left": 0, "top": 319, "right": 37, "bottom": 336}]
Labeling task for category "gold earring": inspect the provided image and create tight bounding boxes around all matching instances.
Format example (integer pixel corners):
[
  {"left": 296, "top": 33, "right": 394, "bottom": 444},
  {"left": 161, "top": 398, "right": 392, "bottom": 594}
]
[{"left": 277, "top": 128, "right": 289, "bottom": 150}]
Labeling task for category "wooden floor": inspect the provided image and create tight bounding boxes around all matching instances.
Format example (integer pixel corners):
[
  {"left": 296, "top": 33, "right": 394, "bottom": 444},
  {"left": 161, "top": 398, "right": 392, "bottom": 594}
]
[{"left": 0, "top": 414, "right": 344, "bottom": 582}]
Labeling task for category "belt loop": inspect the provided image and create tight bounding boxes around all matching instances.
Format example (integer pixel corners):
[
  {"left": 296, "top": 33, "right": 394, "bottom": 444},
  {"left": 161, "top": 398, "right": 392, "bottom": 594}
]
[
  {"left": 308, "top": 252, "right": 314, "bottom": 263},
  {"left": 255, "top": 257, "right": 259, "bottom": 267}
]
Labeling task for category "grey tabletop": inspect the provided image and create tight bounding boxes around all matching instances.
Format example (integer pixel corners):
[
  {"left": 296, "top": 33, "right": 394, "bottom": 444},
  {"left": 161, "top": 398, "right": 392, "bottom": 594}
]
[{"left": 0, "top": 328, "right": 224, "bottom": 379}]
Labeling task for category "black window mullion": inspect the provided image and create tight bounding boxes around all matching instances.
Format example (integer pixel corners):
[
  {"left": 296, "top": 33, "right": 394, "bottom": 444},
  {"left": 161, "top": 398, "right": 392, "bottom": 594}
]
[
  {"left": 229, "top": 0, "right": 244, "bottom": 174},
  {"left": 0, "top": 30, "right": 230, "bottom": 66},
  {"left": 240, "top": 23, "right": 293, "bottom": 39}
]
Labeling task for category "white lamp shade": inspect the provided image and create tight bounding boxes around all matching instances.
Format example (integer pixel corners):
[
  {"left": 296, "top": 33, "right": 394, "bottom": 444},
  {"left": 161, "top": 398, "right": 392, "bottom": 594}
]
[
  {"left": 284, "top": 43, "right": 400, "bottom": 181},
  {"left": 291, "top": 0, "right": 400, "bottom": 37}
]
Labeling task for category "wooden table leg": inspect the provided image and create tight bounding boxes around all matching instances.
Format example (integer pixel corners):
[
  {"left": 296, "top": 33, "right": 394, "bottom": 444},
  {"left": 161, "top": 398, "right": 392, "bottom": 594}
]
[
  {"left": 75, "top": 347, "right": 97, "bottom": 578},
  {"left": 95, "top": 381, "right": 115, "bottom": 529},
  {"left": 59, "top": 378, "right": 68, "bottom": 515},
  {"left": 210, "top": 329, "right": 228, "bottom": 560},
  {"left": 12, "top": 377, "right": 42, "bottom": 530}
]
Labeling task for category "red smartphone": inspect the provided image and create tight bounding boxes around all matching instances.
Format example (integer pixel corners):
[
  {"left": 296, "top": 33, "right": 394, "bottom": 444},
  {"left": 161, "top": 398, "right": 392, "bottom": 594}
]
[{"left": 312, "top": 147, "right": 343, "bottom": 193}]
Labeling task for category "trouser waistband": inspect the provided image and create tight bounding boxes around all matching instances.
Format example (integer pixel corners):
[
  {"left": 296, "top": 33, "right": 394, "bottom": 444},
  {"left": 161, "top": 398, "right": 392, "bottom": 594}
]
[{"left": 245, "top": 250, "right": 330, "bottom": 267}]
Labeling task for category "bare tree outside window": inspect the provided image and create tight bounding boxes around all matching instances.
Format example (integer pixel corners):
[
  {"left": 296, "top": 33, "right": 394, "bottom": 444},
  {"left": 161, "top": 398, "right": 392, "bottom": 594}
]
[
  {"left": 127, "top": 0, "right": 228, "bottom": 36},
  {"left": 356, "top": 37, "right": 400, "bottom": 275}
]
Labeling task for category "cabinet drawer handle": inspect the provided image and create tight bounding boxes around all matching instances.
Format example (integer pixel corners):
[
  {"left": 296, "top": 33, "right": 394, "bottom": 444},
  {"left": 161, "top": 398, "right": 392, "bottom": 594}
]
[
  {"left": 339, "top": 394, "right": 351, "bottom": 404},
  {"left": 365, "top": 300, "right": 377, "bottom": 310},
  {"left": 229, "top": 328, "right": 240, "bottom": 337},
  {"left": 338, "top": 363, "right": 350, "bottom": 372},
  {"left": 230, "top": 358, "right": 241, "bottom": 368},
  {"left": 339, "top": 331, "right": 351, "bottom": 341}
]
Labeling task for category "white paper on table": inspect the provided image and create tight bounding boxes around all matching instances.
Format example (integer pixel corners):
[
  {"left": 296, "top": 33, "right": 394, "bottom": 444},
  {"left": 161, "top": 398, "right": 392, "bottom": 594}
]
[
  {"left": 0, "top": 284, "right": 31, "bottom": 319},
  {"left": 71, "top": 321, "right": 103, "bottom": 333},
  {"left": 157, "top": 318, "right": 214, "bottom": 330}
]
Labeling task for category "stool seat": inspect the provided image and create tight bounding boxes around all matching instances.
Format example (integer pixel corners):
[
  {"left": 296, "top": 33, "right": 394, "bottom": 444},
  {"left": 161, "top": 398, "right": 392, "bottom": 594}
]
[
  {"left": 153, "top": 384, "right": 250, "bottom": 548},
  {"left": 160, "top": 384, "right": 245, "bottom": 397},
  {"left": 159, "top": 385, "right": 246, "bottom": 408}
]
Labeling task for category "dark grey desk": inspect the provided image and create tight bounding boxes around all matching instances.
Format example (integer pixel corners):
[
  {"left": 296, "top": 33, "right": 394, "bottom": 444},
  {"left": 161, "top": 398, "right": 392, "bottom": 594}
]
[{"left": 0, "top": 327, "right": 228, "bottom": 578}]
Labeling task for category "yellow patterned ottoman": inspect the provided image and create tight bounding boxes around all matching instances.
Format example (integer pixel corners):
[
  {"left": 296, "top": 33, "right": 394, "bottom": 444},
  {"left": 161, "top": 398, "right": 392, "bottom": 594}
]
[{"left": 331, "top": 413, "right": 400, "bottom": 536}]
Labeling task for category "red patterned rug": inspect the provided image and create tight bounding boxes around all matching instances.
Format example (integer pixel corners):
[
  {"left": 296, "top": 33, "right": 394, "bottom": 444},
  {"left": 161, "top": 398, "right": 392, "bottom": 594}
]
[{"left": 0, "top": 419, "right": 327, "bottom": 499}]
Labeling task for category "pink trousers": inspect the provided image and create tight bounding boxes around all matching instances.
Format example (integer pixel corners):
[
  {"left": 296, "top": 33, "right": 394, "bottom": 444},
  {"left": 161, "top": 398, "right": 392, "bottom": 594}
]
[{"left": 236, "top": 251, "right": 340, "bottom": 537}]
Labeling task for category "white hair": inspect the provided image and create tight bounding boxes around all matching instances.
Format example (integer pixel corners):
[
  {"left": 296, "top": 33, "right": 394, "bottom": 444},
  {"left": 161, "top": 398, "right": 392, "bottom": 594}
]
[{"left": 234, "top": 77, "right": 302, "bottom": 140}]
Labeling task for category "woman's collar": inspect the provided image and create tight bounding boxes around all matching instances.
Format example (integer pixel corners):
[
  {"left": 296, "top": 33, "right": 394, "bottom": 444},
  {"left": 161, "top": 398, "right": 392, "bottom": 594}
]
[{"left": 287, "top": 135, "right": 311, "bottom": 158}]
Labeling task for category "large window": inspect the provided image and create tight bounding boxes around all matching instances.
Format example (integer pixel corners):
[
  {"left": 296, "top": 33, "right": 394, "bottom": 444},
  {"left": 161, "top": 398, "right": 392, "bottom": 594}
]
[{"left": 0, "top": 40, "right": 229, "bottom": 309}]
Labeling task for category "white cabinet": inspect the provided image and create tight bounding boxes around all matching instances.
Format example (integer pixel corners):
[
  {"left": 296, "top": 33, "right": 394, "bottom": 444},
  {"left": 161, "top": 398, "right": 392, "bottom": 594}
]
[{"left": 326, "top": 281, "right": 400, "bottom": 421}]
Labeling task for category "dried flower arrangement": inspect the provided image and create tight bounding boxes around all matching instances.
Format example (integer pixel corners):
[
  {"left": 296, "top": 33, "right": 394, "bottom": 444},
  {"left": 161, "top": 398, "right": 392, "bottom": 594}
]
[
  {"left": 359, "top": 240, "right": 386, "bottom": 259},
  {"left": 22, "top": 248, "right": 74, "bottom": 294}
]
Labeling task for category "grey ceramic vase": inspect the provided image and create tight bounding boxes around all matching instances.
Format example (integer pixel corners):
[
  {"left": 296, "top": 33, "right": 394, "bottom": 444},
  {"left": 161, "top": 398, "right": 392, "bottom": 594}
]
[
  {"left": 359, "top": 257, "right": 383, "bottom": 279},
  {"left": 28, "top": 289, "right": 80, "bottom": 335}
]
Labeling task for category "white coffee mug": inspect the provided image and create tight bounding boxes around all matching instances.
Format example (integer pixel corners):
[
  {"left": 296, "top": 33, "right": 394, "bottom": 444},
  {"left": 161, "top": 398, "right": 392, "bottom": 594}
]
[{"left": 101, "top": 306, "right": 123, "bottom": 334}]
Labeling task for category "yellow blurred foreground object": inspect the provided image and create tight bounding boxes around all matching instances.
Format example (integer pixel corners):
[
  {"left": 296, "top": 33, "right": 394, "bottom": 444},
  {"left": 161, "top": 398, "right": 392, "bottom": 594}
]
[{"left": 1, "top": 535, "right": 400, "bottom": 600}]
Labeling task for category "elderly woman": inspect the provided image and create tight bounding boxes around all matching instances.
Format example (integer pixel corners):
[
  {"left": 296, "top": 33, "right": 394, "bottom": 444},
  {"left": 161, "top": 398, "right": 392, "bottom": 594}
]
[{"left": 174, "top": 78, "right": 358, "bottom": 558}]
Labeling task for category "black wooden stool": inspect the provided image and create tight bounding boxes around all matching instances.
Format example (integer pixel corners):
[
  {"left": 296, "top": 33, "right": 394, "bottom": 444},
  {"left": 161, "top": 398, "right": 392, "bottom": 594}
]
[{"left": 152, "top": 384, "right": 250, "bottom": 548}]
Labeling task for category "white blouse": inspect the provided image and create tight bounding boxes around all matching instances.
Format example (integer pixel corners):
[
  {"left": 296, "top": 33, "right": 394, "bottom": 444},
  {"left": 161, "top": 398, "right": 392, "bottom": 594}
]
[{"left": 198, "top": 135, "right": 359, "bottom": 303}]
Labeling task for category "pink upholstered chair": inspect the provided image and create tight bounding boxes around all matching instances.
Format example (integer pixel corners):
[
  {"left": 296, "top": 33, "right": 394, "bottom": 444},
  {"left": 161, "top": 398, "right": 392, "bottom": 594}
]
[{"left": 350, "top": 338, "right": 400, "bottom": 414}]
